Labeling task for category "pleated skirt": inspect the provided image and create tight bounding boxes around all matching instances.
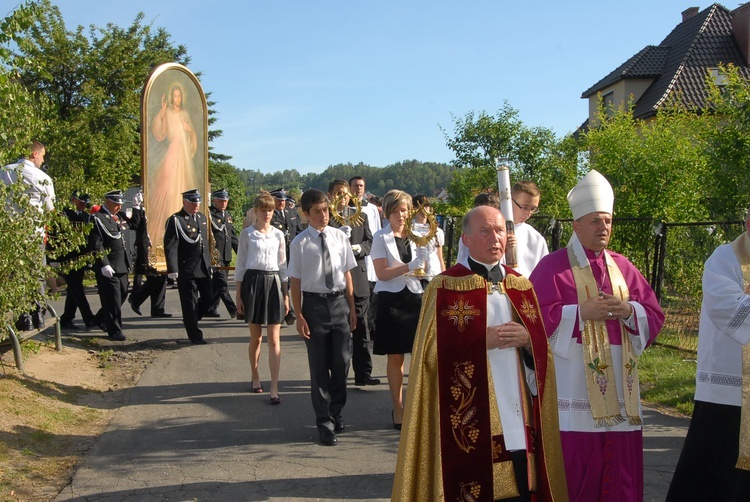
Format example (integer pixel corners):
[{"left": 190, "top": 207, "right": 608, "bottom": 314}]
[{"left": 241, "top": 269, "right": 284, "bottom": 325}]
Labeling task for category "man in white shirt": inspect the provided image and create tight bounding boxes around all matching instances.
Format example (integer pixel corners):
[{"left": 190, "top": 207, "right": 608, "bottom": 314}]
[
  {"left": 667, "top": 212, "right": 750, "bottom": 501},
  {"left": 0, "top": 141, "right": 55, "bottom": 214},
  {"left": 349, "top": 176, "right": 382, "bottom": 365},
  {"left": 1, "top": 141, "right": 55, "bottom": 330},
  {"left": 288, "top": 189, "right": 357, "bottom": 447}
]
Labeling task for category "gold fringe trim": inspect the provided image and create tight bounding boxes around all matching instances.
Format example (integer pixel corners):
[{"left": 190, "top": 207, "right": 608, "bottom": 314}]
[
  {"left": 594, "top": 415, "right": 626, "bottom": 428},
  {"left": 504, "top": 273, "right": 532, "bottom": 292},
  {"left": 431, "top": 274, "right": 488, "bottom": 292},
  {"left": 736, "top": 456, "right": 750, "bottom": 471},
  {"left": 628, "top": 416, "right": 643, "bottom": 426}
]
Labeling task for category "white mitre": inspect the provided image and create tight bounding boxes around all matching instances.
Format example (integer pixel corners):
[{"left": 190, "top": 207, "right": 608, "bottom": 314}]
[{"left": 567, "top": 169, "right": 614, "bottom": 219}]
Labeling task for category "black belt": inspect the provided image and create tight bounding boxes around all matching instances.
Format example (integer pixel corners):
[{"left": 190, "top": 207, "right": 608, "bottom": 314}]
[{"left": 303, "top": 290, "right": 344, "bottom": 299}]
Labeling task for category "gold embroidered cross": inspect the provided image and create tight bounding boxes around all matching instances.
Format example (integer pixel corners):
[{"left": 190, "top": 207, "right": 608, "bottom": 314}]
[
  {"left": 519, "top": 296, "right": 538, "bottom": 324},
  {"left": 441, "top": 299, "right": 480, "bottom": 332}
]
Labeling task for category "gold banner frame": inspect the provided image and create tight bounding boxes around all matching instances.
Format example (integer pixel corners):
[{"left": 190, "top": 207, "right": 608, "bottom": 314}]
[{"left": 141, "top": 63, "right": 209, "bottom": 272}]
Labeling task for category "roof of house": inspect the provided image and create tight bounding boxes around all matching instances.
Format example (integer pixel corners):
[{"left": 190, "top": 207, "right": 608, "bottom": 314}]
[{"left": 582, "top": 3, "right": 749, "bottom": 119}]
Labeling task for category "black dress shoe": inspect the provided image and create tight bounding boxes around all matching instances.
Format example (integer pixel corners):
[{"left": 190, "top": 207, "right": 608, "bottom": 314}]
[
  {"left": 334, "top": 416, "right": 345, "bottom": 433},
  {"left": 392, "top": 410, "right": 402, "bottom": 431},
  {"left": 109, "top": 333, "right": 126, "bottom": 341},
  {"left": 190, "top": 338, "right": 208, "bottom": 345},
  {"left": 354, "top": 376, "right": 381, "bottom": 386},
  {"left": 204, "top": 312, "right": 221, "bottom": 318},
  {"left": 15, "top": 315, "right": 33, "bottom": 332},
  {"left": 319, "top": 430, "right": 337, "bottom": 446},
  {"left": 31, "top": 310, "right": 45, "bottom": 329},
  {"left": 229, "top": 311, "right": 238, "bottom": 319},
  {"left": 151, "top": 312, "right": 173, "bottom": 318},
  {"left": 60, "top": 320, "right": 80, "bottom": 331},
  {"left": 129, "top": 299, "right": 142, "bottom": 316}
]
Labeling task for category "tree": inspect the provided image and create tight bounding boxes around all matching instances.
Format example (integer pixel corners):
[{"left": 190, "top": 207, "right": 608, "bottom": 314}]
[
  {"left": 209, "top": 159, "right": 247, "bottom": 222},
  {"left": 704, "top": 64, "right": 750, "bottom": 219},
  {"left": 9, "top": 1, "right": 187, "bottom": 198},
  {"left": 8, "top": 0, "right": 233, "bottom": 201},
  {"left": 441, "top": 102, "right": 577, "bottom": 215}
]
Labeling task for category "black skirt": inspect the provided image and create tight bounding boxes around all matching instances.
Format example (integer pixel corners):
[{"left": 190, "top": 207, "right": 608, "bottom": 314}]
[
  {"left": 240, "top": 269, "right": 284, "bottom": 325},
  {"left": 373, "top": 287, "right": 422, "bottom": 355}
]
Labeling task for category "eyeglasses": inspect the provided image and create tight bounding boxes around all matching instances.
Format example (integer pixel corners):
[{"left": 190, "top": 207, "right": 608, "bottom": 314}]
[{"left": 512, "top": 199, "right": 539, "bottom": 214}]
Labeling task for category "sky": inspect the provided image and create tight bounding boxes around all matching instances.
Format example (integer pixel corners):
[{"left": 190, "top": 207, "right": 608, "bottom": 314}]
[{"left": 42, "top": 1, "right": 707, "bottom": 174}]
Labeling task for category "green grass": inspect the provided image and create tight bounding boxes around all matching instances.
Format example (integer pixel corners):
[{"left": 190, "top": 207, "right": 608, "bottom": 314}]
[{"left": 639, "top": 334, "right": 697, "bottom": 416}]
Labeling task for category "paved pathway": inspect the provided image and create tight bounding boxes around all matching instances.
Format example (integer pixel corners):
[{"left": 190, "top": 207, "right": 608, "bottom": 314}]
[{"left": 47, "top": 281, "right": 689, "bottom": 501}]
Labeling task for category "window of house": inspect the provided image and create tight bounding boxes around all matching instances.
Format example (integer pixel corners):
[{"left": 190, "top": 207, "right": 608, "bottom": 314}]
[{"left": 603, "top": 91, "right": 615, "bottom": 116}]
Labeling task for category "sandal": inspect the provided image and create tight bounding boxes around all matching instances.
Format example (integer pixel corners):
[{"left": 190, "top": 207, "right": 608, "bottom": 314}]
[
  {"left": 270, "top": 396, "right": 281, "bottom": 405},
  {"left": 251, "top": 384, "right": 263, "bottom": 393}
]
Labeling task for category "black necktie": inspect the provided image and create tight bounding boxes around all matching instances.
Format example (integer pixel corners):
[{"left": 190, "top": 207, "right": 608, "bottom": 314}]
[{"left": 320, "top": 232, "right": 334, "bottom": 290}]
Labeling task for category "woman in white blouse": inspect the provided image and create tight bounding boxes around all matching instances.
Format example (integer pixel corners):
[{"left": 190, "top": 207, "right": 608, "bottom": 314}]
[
  {"left": 235, "top": 191, "right": 289, "bottom": 404},
  {"left": 371, "top": 190, "right": 428, "bottom": 429}
]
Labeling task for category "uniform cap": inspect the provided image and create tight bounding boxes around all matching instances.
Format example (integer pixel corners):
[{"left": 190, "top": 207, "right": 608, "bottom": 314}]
[
  {"left": 182, "top": 188, "right": 202, "bottom": 203},
  {"left": 104, "top": 190, "right": 124, "bottom": 204},
  {"left": 270, "top": 188, "right": 287, "bottom": 201},
  {"left": 211, "top": 188, "right": 229, "bottom": 200}
]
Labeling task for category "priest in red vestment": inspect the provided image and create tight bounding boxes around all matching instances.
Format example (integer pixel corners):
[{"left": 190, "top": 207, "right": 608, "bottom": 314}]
[
  {"left": 392, "top": 205, "right": 567, "bottom": 502},
  {"left": 529, "top": 170, "right": 664, "bottom": 502}
]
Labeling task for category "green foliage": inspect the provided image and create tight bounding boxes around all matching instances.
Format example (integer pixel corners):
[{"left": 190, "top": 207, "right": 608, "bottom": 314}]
[
  {"left": 582, "top": 99, "right": 711, "bottom": 223},
  {"left": 236, "top": 160, "right": 454, "bottom": 212},
  {"left": 0, "top": 174, "right": 49, "bottom": 330},
  {"left": 0, "top": 172, "right": 92, "bottom": 341},
  {"left": 209, "top": 159, "right": 248, "bottom": 223},
  {"left": 704, "top": 64, "right": 750, "bottom": 219},
  {"left": 639, "top": 340, "right": 697, "bottom": 416},
  {"left": 9, "top": 0, "right": 193, "bottom": 199},
  {"left": 440, "top": 102, "right": 578, "bottom": 215}
]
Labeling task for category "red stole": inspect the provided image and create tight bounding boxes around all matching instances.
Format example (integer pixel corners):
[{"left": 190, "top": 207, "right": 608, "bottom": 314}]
[{"left": 435, "top": 264, "right": 553, "bottom": 501}]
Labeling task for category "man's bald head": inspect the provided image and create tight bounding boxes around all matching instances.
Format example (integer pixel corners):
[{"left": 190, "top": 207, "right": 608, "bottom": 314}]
[{"left": 462, "top": 206, "right": 507, "bottom": 264}]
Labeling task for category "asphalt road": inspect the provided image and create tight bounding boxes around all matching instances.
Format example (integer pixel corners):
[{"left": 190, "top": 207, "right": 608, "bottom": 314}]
[{"left": 46, "top": 279, "right": 689, "bottom": 501}]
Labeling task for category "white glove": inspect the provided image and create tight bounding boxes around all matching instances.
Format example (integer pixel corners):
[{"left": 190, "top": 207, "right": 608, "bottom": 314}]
[
  {"left": 168, "top": 272, "right": 178, "bottom": 280},
  {"left": 339, "top": 226, "right": 352, "bottom": 239},
  {"left": 132, "top": 191, "right": 144, "bottom": 209},
  {"left": 101, "top": 265, "right": 115, "bottom": 278},
  {"left": 408, "top": 255, "right": 426, "bottom": 272},
  {"left": 351, "top": 244, "right": 362, "bottom": 254}
]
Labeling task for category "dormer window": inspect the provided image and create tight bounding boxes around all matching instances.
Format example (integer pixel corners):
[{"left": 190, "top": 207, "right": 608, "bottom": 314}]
[{"left": 708, "top": 67, "right": 728, "bottom": 86}]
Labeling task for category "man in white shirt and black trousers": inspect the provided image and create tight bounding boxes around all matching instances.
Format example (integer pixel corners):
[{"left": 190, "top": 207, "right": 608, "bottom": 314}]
[{"left": 289, "top": 189, "right": 357, "bottom": 447}]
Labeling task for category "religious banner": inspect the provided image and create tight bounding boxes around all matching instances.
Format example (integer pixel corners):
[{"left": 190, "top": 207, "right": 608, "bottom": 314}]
[{"left": 141, "top": 63, "right": 209, "bottom": 271}]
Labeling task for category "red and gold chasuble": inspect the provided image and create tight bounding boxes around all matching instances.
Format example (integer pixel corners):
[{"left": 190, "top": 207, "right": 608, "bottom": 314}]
[{"left": 391, "top": 264, "right": 567, "bottom": 502}]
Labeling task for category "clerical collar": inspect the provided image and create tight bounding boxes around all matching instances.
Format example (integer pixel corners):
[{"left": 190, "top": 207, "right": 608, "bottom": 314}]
[{"left": 468, "top": 256, "right": 500, "bottom": 273}]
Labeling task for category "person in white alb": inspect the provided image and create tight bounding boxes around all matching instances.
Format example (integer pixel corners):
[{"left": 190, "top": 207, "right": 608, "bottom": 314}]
[
  {"left": 667, "top": 211, "right": 750, "bottom": 501},
  {"left": 505, "top": 180, "right": 548, "bottom": 277}
]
